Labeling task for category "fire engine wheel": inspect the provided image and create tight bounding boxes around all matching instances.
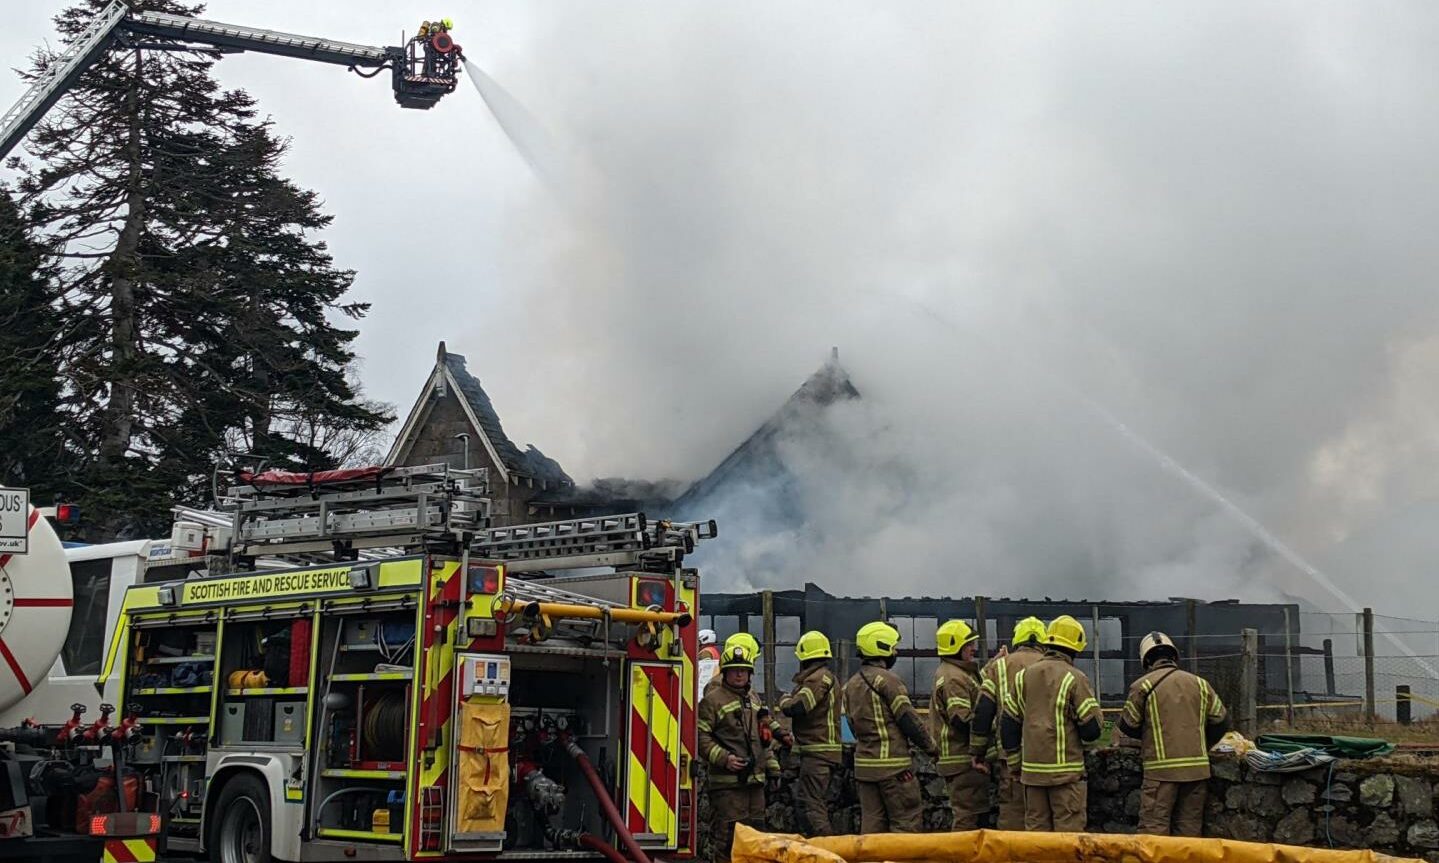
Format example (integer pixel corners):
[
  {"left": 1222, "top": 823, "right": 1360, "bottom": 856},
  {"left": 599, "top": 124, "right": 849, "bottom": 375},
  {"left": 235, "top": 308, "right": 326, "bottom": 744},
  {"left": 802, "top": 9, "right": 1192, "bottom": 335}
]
[{"left": 211, "top": 773, "right": 272, "bottom": 863}]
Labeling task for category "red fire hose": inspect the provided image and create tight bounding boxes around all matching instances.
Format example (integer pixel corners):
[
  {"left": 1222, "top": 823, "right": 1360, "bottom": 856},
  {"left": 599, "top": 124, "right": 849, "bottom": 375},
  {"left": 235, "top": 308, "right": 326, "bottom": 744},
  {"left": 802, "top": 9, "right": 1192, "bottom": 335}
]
[
  {"left": 564, "top": 739, "right": 652, "bottom": 863},
  {"left": 578, "top": 833, "right": 629, "bottom": 863}
]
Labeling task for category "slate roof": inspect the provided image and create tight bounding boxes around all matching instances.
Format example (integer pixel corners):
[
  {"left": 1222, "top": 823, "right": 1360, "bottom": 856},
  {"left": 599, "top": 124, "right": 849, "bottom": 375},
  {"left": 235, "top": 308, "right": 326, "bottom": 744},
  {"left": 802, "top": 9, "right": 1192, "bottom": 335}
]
[{"left": 441, "top": 350, "right": 573, "bottom": 487}]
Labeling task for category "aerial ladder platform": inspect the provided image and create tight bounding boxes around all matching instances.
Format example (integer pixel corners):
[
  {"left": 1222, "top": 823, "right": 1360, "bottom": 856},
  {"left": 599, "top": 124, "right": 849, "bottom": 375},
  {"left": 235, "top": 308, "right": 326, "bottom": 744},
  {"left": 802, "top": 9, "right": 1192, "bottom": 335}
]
[{"left": 0, "top": 0, "right": 465, "bottom": 160}]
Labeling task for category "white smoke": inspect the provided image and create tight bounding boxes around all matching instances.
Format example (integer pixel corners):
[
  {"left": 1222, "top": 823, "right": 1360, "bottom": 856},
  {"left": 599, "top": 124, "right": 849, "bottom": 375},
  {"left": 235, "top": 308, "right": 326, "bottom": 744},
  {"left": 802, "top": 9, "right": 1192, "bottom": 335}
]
[{"left": 452, "top": 2, "right": 1439, "bottom": 612}]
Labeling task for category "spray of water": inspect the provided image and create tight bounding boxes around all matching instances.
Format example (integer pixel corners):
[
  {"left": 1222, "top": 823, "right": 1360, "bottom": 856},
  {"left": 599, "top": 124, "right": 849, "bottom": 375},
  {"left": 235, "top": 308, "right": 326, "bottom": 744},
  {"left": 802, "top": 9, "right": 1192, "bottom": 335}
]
[
  {"left": 463, "top": 59, "right": 575, "bottom": 193},
  {"left": 904, "top": 297, "right": 1439, "bottom": 679}
]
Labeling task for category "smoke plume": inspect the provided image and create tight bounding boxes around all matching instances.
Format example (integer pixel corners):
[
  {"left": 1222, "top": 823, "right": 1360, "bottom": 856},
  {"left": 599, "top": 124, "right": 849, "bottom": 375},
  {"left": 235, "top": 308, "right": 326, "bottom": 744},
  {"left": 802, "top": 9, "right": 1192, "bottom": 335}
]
[{"left": 463, "top": 2, "right": 1439, "bottom": 611}]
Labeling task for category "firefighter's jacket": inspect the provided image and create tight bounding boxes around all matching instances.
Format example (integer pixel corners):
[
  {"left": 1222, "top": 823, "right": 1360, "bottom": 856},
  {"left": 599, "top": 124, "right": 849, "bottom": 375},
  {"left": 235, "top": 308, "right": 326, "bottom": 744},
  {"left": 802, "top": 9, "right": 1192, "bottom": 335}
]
[
  {"left": 843, "top": 660, "right": 934, "bottom": 782},
  {"left": 999, "top": 650, "right": 1102, "bottom": 786},
  {"left": 1116, "top": 659, "right": 1229, "bottom": 782},
  {"left": 778, "top": 662, "right": 842, "bottom": 765},
  {"left": 930, "top": 656, "right": 981, "bottom": 777},
  {"left": 969, "top": 644, "right": 1044, "bottom": 757},
  {"left": 698, "top": 681, "right": 782, "bottom": 788}
]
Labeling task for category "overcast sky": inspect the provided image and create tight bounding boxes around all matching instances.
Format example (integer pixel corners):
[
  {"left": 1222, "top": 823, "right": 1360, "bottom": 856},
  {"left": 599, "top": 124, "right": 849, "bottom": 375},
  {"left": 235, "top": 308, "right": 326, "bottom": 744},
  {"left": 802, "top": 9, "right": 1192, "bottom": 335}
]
[{"left": 8, "top": 2, "right": 1439, "bottom": 615}]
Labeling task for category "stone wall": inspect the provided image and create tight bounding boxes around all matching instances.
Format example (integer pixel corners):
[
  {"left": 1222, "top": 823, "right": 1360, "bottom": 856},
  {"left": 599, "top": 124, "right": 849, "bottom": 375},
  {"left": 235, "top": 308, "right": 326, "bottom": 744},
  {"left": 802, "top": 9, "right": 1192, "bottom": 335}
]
[{"left": 697, "top": 749, "right": 1439, "bottom": 862}]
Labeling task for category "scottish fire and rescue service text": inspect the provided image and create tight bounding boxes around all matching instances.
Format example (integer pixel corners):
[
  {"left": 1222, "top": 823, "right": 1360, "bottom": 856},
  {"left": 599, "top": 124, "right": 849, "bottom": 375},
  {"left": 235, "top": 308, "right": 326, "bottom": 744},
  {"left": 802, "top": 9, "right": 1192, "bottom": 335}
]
[{"left": 182, "top": 566, "right": 352, "bottom": 603}]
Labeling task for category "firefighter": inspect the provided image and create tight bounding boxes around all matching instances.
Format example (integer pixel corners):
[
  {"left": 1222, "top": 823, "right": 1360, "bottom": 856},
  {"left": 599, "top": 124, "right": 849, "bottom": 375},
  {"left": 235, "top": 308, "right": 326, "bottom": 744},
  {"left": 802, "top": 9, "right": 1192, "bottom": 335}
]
[
  {"left": 1117, "top": 631, "right": 1230, "bottom": 837},
  {"left": 778, "top": 630, "right": 842, "bottom": 836},
  {"left": 1000, "top": 615, "right": 1102, "bottom": 832},
  {"left": 705, "top": 632, "right": 758, "bottom": 696},
  {"left": 843, "top": 621, "right": 936, "bottom": 833},
  {"left": 969, "top": 616, "right": 1047, "bottom": 830},
  {"left": 698, "top": 629, "right": 722, "bottom": 692},
  {"left": 698, "top": 635, "right": 781, "bottom": 863},
  {"left": 931, "top": 619, "right": 987, "bottom": 830}
]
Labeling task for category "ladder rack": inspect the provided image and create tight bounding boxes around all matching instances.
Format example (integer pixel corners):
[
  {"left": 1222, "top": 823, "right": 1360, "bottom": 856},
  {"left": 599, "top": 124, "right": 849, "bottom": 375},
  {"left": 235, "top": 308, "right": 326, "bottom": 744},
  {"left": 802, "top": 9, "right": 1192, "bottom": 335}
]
[
  {"left": 222, "top": 463, "right": 489, "bottom": 559},
  {"left": 472, "top": 514, "right": 718, "bottom": 573}
]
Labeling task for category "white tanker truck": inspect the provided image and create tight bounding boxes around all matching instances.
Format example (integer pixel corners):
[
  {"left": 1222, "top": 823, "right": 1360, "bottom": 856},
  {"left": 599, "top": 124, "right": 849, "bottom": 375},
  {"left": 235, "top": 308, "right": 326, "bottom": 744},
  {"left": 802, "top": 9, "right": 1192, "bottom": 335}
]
[{"left": 0, "top": 507, "right": 178, "bottom": 861}]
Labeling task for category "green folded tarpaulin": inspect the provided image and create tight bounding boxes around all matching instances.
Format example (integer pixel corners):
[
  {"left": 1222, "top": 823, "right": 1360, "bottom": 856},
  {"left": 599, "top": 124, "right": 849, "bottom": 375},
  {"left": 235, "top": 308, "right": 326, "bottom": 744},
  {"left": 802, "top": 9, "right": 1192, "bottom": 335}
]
[{"left": 1255, "top": 733, "right": 1395, "bottom": 758}]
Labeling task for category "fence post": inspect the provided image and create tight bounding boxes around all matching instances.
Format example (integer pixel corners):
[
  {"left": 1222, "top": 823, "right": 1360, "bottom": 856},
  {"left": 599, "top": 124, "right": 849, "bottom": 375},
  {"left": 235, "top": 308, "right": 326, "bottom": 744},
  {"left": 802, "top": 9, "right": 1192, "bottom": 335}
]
[
  {"left": 1283, "top": 607, "right": 1295, "bottom": 727},
  {"left": 1092, "top": 605, "right": 1102, "bottom": 700},
  {"left": 761, "top": 590, "right": 776, "bottom": 707},
  {"left": 1322, "top": 638, "right": 1336, "bottom": 695},
  {"left": 1398, "top": 685, "right": 1412, "bottom": 726},
  {"left": 1239, "top": 628, "right": 1258, "bottom": 737},
  {"left": 1363, "top": 608, "right": 1376, "bottom": 727},
  {"left": 839, "top": 640, "right": 851, "bottom": 686},
  {"left": 975, "top": 596, "right": 989, "bottom": 663},
  {"left": 1186, "top": 598, "right": 1199, "bottom": 672}
]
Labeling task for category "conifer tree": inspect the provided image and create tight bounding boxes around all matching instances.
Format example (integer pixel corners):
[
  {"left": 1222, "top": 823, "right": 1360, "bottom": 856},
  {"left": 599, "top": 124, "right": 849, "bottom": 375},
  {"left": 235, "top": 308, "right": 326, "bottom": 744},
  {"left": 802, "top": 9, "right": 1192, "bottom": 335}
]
[
  {"left": 0, "top": 191, "right": 67, "bottom": 498},
  {"left": 13, "top": 1, "right": 391, "bottom": 537}
]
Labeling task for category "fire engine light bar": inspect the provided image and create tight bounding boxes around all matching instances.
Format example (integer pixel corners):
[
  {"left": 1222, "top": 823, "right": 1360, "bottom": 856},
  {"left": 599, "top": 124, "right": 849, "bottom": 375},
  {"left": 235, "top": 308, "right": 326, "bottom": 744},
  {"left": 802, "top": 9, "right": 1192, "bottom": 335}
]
[
  {"left": 349, "top": 564, "right": 376, "bottom": 590},
  {"left": 156, "top": 586, "right": 177, "bottom": 606}
]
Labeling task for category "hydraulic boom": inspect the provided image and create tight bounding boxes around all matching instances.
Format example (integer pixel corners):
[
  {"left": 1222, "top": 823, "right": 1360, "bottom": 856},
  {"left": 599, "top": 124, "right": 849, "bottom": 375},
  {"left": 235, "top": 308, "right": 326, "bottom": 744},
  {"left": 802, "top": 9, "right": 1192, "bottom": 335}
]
[{"left": 0, "top": 1, "right": 463, "bottom": 160}]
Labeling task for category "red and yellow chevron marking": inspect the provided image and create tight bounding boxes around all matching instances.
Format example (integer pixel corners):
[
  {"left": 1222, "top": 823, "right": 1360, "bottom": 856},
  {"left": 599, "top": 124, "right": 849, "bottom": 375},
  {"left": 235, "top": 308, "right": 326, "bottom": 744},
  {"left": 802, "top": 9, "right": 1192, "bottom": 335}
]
[
  {"left": 677, "top": 576, "right": 698, "bottom": 856},
  {"left": 627, "top": 662, "right": 681, "bottom": 846},
  {"left": 102, "top": 838, "right": 156, "bottom": 863},
  {"left": 408, "top": 559, "right": 501, "bottom": 859},
  {"left": 409, "top": 559, "right": 460, "bottom": 858}
]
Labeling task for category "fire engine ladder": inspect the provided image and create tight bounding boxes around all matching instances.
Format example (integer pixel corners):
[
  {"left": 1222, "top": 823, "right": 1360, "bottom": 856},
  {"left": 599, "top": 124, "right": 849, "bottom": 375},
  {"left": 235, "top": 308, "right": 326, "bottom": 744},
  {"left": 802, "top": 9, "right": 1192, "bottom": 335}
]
[
  {"left": 471, "top": 514, "right": 718, "bottom": 573},
  {"left": 223, "top": 463, "right": 490, "bottom": 560},
  {"left": 2, "top": 0, "right": 444, "bottom": 161},
  {"left": 0, "top": 1, "right": 128, "bottom": 159}
]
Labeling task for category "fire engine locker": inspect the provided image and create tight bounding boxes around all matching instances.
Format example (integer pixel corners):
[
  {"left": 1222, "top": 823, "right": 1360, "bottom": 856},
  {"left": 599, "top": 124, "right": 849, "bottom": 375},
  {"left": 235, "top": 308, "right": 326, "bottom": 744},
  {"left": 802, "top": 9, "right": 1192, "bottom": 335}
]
[{"left": 624, "top": 662, "right": 683, "bottom": 850}]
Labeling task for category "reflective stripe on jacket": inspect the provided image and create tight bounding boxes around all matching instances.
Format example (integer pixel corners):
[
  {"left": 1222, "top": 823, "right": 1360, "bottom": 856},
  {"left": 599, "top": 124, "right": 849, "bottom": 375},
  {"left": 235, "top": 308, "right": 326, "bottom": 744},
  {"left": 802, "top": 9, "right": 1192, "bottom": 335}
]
[
  {"left": 1120, "top": 659, "right": 1228, "bottom": 781},
  {"left": 843, "top": 662, "right": 927, "bottom": 781},
  {"left": 778, "top": 663, "right": 842, "bottom": 765},
  {"left": 1006, "top": 651, "right": 1101, "bottom": 786},
  {"left": 971, "top": 644, "right": 1044, "bottom": 755},
  {"left": 930, "top": 656, "right": 980, "bottom": 776},
  {"left": 697, "top": 681, "right": 779, "bottom": 787}
]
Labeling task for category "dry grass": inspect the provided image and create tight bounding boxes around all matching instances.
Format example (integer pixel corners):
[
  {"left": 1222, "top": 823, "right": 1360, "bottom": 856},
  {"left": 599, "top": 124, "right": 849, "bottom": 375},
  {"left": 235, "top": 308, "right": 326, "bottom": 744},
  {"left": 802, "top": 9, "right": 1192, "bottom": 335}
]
[{"left": 1259, "top": 716, "right": 1439, "bottom": 747}]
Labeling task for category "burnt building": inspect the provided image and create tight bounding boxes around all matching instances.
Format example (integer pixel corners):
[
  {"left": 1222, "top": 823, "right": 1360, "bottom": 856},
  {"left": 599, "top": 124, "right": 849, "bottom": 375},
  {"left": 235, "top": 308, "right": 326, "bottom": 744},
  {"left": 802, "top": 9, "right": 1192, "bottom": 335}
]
[
  {"left": 699, "top": 582, "right": 1310, "bottom": 711},
  {"left": 673, "top": 347, "right": 859, "bottom": 526}
]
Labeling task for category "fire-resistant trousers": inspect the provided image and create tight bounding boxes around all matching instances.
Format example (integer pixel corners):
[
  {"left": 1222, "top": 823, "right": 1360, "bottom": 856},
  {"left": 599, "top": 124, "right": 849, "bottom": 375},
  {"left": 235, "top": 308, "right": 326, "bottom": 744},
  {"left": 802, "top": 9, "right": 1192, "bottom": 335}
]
[
  {"left": 709, "top": 786, "right": 766, "bottom": 863},
  {"left": 1024, "top": 780, "right": 1088, "bottom": 832},
  {"left": 1138, "top": 777, "right": 1208, "bottom": 837},
  {"left": 945, "top": 769, "right": 990, "bottom": 830},
  {"left": 794, "top": 757, "right": 836, "bottom": 836},
  {"left": 996, "top": 761, "right": 1026, "bottom": 830},
  {"left": 856, "top": 771, "right": 924, "bottom": 833}
]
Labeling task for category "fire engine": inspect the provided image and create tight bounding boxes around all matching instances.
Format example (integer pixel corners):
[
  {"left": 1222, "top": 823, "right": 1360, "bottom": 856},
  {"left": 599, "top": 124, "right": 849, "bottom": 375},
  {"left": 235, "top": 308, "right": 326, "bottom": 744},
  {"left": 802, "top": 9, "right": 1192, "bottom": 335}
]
[{"left": 1, "top": 464, "right": 713, "bottom": 862}]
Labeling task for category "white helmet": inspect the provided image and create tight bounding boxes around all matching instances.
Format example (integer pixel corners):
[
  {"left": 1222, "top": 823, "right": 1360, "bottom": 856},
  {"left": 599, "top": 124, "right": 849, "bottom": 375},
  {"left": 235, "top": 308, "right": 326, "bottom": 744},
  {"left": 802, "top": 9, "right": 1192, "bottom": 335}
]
[
  {"left": 698, "top": 628, "right": 718, "bottom": 647},
  {"left": 1139, "top": 631, "right": 1180, "bottom": 668}
]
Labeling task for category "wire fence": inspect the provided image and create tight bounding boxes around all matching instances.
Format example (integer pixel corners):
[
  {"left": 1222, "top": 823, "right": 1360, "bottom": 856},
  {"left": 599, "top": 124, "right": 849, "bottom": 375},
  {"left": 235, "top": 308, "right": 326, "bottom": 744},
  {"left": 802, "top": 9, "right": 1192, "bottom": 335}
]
[{"left": 697, "top": 603, "right": 1439, "bottom": 736}]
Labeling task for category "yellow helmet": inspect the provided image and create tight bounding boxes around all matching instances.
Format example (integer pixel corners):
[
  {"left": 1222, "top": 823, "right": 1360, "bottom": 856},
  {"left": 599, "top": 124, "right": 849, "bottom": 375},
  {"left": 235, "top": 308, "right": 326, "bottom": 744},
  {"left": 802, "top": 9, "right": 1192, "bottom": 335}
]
[
  {"left": 856, "top": 621, "right": 901, "bottom": 658},
  {"left": 720, "top": 632, "right": 759, "bottom": 670},
  {"left": 442, "top": 17, "right": 455, "bottom": 30},
  {"left": 795, "top": 630, "right": 832, "bottom": 661},
  {"left": 1012, "top": 616, "right": 1046, "bottom": 647},
  {"left": 935, "top": 619, "right": 977, "bottom": 657},
  {"left": 1139, "top": 631, "right": 1179, "bottom": 667},
  {"left": 1046, "top": 615, "right": 1087, "bottom": 654}
]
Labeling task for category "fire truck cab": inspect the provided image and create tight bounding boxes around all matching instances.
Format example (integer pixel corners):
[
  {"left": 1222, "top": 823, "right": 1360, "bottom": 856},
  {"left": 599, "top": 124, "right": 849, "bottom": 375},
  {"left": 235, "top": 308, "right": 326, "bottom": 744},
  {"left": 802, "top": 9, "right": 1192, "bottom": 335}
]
[{"left": 96, "top": 465, "right": 709, "bottom": 862}]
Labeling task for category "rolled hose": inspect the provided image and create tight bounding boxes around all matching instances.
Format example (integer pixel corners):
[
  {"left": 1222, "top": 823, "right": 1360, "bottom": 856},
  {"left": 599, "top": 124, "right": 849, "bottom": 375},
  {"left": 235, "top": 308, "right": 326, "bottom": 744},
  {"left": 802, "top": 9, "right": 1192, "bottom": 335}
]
[
  {"left": 565, "top": 739, "right": 652, "bottom": 863},
  {"left": 578, "top": 833, "right": 629, "bottom": 863}
]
